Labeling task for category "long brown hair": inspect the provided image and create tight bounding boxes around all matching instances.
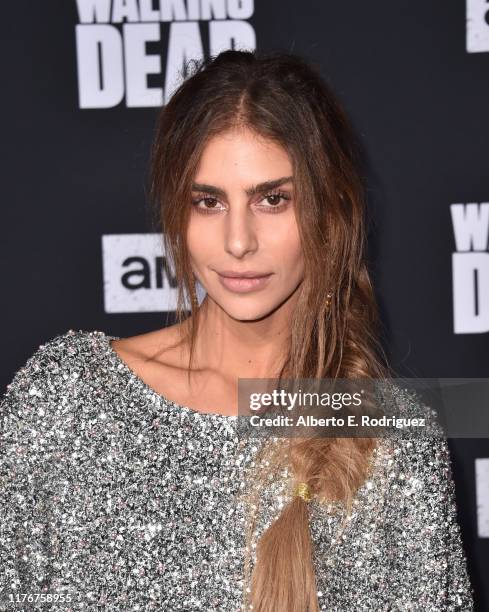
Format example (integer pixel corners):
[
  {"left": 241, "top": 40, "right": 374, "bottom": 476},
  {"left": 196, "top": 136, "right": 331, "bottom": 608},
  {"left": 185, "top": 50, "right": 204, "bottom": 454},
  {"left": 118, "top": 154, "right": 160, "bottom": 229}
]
[{"left": 149, "top": 49, "right": 392, "bottom": 611}]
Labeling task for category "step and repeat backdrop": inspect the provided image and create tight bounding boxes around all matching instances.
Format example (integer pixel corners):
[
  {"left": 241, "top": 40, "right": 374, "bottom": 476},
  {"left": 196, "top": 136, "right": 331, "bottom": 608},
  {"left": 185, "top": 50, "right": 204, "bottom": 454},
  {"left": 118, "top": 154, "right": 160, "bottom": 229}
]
[{"left": 2, "top": 1, "right": 489, "bottom": 609}]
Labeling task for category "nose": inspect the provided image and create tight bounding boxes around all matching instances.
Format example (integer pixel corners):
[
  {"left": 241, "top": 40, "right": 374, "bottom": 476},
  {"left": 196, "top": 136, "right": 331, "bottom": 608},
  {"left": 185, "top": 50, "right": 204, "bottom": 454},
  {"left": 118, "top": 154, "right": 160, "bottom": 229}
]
[{"left": 223, "top": 205, "right": 258, "bottom": 259}]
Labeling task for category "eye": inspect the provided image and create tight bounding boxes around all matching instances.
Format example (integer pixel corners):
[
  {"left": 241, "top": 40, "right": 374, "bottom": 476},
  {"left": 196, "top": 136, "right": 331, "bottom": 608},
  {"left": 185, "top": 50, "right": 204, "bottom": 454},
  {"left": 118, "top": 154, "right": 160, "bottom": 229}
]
[
  {"left": 256, "top": 190, "right": 291, "bottom": 213},
  {"left": 191, "top": 195, "right": 226, "bottom": 214}
]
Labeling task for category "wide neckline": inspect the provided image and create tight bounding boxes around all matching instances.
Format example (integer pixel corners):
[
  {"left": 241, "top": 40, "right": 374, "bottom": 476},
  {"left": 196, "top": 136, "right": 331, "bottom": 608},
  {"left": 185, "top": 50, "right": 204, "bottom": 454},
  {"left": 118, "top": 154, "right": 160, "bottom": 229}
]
[{"left": 100, "top": 331, "right": 238, "bottom": 421}]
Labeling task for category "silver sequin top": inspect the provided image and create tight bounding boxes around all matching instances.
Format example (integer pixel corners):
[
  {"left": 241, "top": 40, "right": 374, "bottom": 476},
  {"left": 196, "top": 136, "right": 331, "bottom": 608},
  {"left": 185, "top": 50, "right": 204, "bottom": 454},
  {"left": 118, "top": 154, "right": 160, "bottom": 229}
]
[{"left": 0, "top": 329, "right": 474, "bottom": 611}]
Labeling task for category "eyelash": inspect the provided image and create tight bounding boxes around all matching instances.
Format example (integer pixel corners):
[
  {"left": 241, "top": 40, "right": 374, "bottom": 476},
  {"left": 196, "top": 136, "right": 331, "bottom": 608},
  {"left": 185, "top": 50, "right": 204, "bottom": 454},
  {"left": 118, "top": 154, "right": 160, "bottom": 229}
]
[{"left": 191, "top": 190, "right": 291, "bottom": 215}]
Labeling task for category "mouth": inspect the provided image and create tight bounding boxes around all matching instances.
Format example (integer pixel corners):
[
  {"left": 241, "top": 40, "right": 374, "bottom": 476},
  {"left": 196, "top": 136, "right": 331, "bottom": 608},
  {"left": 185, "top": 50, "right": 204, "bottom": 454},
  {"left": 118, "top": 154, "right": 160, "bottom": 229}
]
[{"left": 215, "top": 270, "right": 274, "bottom": 293}]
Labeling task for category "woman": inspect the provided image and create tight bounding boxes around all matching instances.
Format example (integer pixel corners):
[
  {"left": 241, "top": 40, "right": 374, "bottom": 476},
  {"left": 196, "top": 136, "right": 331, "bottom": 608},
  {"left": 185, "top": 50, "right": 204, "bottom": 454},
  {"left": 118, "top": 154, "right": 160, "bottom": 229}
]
[{"left": 0, "top": 50, "right": 473, "bottom": 611}]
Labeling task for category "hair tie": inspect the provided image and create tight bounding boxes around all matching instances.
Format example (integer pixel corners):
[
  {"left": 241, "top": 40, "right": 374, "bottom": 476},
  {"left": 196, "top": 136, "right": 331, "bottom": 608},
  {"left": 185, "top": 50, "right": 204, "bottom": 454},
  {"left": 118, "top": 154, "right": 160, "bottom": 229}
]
[{"left": 293, "top": 482, "right": 312, "bottom": 502}]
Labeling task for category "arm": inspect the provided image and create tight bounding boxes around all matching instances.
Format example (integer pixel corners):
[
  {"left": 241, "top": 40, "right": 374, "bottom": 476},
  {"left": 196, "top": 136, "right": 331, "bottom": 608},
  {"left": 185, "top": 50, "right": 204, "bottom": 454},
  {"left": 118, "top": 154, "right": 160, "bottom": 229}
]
[
  {"left": 0, "top": 340, "right": 61, "bottom": 609},
  {"left": 384, "top": 428, "right": 474, "bottom": 611}
]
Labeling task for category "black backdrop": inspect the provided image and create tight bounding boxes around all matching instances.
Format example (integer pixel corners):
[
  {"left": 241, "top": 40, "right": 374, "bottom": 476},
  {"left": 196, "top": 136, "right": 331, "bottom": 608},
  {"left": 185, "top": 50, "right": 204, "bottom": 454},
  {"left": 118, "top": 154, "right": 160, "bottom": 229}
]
[{"left": 1, "top": 2, "right": 488, "bottom": 609}]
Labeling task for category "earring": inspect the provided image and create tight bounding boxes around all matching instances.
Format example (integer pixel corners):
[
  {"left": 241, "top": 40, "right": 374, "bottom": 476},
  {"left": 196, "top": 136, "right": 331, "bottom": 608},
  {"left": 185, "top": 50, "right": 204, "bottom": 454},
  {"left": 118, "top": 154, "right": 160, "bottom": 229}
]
[{"left": 326, "top": 291, "right": 333, "bottom": 309}]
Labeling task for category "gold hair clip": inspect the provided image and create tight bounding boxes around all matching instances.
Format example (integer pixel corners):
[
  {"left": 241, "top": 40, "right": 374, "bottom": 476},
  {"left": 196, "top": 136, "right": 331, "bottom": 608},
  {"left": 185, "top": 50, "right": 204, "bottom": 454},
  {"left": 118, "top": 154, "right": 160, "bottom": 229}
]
[{"left": 293, "top": 482, "right": 312, "bottom": 502}]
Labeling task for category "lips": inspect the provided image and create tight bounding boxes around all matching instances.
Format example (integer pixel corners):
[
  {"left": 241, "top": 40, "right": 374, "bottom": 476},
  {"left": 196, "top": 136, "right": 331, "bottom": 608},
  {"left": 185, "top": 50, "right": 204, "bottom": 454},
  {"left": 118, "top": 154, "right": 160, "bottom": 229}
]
[
  {"left": 217, "top": 270, "right": 272, "bottom": 279},
  {"left": 215, "top": 270, "right": 273, "bottom": 293}
]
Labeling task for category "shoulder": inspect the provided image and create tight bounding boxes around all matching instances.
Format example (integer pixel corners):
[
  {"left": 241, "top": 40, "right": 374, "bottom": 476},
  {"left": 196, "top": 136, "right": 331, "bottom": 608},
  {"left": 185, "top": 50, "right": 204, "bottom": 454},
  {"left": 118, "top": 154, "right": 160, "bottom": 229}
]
[
  {"left": 0, "top": 329, "right": 111, "bottom": 471},
  {"left": 1, "top": 329, "right": 111, "bottom": 417},
  {"left": 374, "top": 381, "right": 460, "bottom": 527},
  {"left": 375, "top": 380, "right": 450, "bottom": 474},
  {"left": 109, "top": 324, "right": 193, "bottom": 398},
  {"left": 110, "top": 324, "right": 188, "bottom": 367},
  {"left": 3, "top": 329, "right": 108, "bottom": 386}
]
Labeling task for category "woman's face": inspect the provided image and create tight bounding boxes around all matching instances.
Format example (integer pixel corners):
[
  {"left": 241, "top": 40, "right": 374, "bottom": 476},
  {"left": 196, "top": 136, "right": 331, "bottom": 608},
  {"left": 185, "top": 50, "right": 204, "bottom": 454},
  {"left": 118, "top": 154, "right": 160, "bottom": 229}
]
[{"left": 186, "top": 127, "right": 304, "bottom": 322}]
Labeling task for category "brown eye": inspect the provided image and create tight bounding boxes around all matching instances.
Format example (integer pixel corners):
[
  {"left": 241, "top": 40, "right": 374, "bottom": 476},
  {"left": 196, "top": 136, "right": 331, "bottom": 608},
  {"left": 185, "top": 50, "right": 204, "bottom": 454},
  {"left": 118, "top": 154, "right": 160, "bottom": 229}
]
[
  {"left": 202, "top": 197, "right": 218, "bottom": 208},
  {"left": 257, "top": 190, "right": 291, "bottom": 213},
  {"left": 265, "top": 194, "right": 283, "bottom": 205},
  {"left": 191, "top": 195, "right": 224, "bottom": 214}
]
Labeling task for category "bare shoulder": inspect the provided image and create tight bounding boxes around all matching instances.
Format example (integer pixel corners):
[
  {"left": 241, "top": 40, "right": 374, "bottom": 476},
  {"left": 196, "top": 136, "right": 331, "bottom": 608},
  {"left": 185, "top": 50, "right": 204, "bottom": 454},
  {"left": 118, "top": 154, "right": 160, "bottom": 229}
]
[
  {"left": 109, "top": 325, "right": 235, "bottom": 415},
  {"left": 108, "top": 324, "right": 196, "bottom": 407},
  {"left": 111, "top": 324, "right": 189, "bottom": 370}
]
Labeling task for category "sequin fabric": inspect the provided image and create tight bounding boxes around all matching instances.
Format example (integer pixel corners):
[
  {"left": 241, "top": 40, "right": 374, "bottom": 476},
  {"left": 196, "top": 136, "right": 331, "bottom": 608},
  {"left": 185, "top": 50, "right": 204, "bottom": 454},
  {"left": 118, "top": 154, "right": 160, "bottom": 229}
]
[{"left": 0, "top": 329, "right": 474, "bottom": 611}]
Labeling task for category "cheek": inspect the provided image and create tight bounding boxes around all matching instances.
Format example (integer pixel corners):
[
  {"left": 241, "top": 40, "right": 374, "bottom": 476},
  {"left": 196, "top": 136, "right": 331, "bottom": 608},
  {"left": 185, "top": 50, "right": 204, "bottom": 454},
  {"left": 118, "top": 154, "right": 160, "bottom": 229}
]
[
  {"left": 269, "top": 225, "right": 304, "bottom": 275},
  {"left": 186, "top": 221, "right": 213, "bottom": 265},
  {"left": 288, "top": 244, "right": 305, "bottom": 277}
]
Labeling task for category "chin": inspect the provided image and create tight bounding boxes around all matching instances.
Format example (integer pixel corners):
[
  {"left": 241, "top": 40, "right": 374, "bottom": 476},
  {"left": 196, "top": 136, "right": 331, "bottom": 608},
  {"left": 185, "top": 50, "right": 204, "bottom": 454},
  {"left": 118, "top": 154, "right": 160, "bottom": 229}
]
[
  {"left": 226, "top": 308, "right": 273, "bottom": 322},
  {"left": 213, "top": 294, "right": 288, "bottom": 322}
]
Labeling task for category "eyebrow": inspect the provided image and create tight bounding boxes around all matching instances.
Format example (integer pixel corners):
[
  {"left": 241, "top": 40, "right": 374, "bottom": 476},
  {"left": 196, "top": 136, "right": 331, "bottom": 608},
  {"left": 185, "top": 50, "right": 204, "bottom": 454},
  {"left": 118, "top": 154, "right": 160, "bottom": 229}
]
[{"left": 191, "top": 176, "right": 294, "bottom": 198}]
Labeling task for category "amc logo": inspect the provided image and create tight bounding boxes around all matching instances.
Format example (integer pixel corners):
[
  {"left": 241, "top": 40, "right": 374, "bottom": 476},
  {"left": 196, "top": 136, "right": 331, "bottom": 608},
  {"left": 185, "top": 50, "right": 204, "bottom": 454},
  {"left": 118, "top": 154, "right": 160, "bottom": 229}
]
[
  {"left": 101, "top": 233, "right": 205, "bottom": 313},
  {"left": 467, "top": 0, "right": 489, "bottom": 52}
]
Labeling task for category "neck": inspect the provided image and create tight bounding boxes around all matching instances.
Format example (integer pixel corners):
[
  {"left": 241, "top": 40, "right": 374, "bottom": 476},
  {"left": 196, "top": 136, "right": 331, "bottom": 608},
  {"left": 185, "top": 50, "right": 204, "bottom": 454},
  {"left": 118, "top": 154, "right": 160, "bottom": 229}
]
[{"left": 187, "top": 295, "right": 295, "bottom": 381}]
